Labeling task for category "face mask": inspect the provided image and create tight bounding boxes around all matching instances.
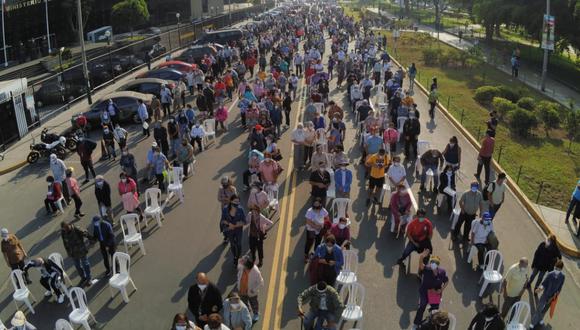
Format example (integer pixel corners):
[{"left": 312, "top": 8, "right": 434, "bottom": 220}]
[
  {"left": 418, "top": 217, "right": 425, "bottom": 222},
  {"left": 103, "top": 129, "right": 109, "bottom": 134},
  {"left": 485, "top": 316, "right": 494, "bottom": 322},
  {"left": 121, "top": 178, "right": 127, "bottom": 183},
  {"left": 231, "top": 303, "right": 241, "bottom": 310},
  {"left": 47, "top": 182, "right": 53, "bottom": 187},
  {"left": 122, "top": 151, "right": 128, "bottom": 156},
  {"left": 231, "top": 201, "right": 240, "bottom": 206},
  {"left": 553, "top": 269, "right": 562, "bottom": 275},
  {"left": 519, "top": 267, "right": 527, "bottom": 272},
  {"left": 483, "top": 220, "right": 491, "bottom": 226},
  {"left": 316, "top": 287, "right": 326, "bottom": 293},
  {"left": 313, "top": 204, "right": 321, "bottom": 210},
  {"left": 430, "top": 262, "right": 438, "bottom": 270},
  {"left": 446, "top": 170, "right": 452, "bottom": 175},
  {"left": 96, "top": 181, "right": 104, "bottom": 187},
  {"left": 175, "top": 326, "right": 186, "bottom": 330},
  {"left": 197, "top": 284, "right": 207, "bottom": 290},
  {"left": 338, "top": 224, "right": 346, "bottom": 230},
  {"left": 471, "top": 186, "right": 478, "bottom": 192},
  {"left": 155, "top": 152, "right": 160, "bottom": 156},
  {"left": 394, "top": 162, "right": 400, "bottom": 166},
  {"left": 251, "top": 188, "right": 258, "bottom": 193},
  {"left": 2, "top": 236, "right": 8, "bottom": 241},
  {"left": 545, "top": 240, "right": 551, "bottom": 247},
  {"left": 449, "top": 143, "right": 455, "bottom": 147}
]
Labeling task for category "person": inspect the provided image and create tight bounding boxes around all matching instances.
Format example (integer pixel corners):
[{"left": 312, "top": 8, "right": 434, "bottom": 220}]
[
  {"left": 247, "top": 205, "right": 273, "bottom": 267},
  {"left": 419, "top": 149, "right": 445, "bottom": 193},
  {"left": 452, "top": 182, "right": 484, "bottom": 242},
  {"left": 49, "top": 153, "right": 70, "bottom": 204},
  {"left": 304, "top": 198, "right": 329, "bottom": 262},
  {"left": 60, "top": 221, "right": 92, "bottom": 287},
  {"left": 160, "top": 84, "right": 173, "bottom": 117},
  {"left": 65, "top": 167, "right": 85, "bottom": 218},
  {"left": 94, "top": 175, "right": 114, "bottom": 222},
  {"left": 138, "top": 99, "right": 150, "bottom": 137},
  {"left": 177, "top": 138, "right": 195, "bottom": 178},
  {"left": 88, "top": 215, "right": 116, "bottom": 277},
  {"left": 171, "top": 313, "right": 201, "bottom": 330},
  {"left": 386, "top": 155, "right": 406, "bottom": 188},
  {"left": 475, "top": 130, "right": 495, "bottom": 185},
  {"left": 486, "top": 172, "right": 507, "bottom": 218},
  {"left": 365, "top": 148, "right": 390, "bottom": 205},
  {"left": 470, "top": 212, "right": 495, "bottom": 267},
  {"left": 168, "top": 117, "right": 180, "bottom": 159},
  {"left": 303, "top": 122, "right": 317, "bottom": 166},
  {"left": 152, "top": 95, "right": 162, "bottom": 121},
  {"left": 222, "top": 292, "right": 252, "bottom": 329},
  {"left": 23, "top": 257, "right": 66, "bottom": 303},
  {"left": 9, "top": 310, "right": 37, "bottom": 330},
  {"left": 511, "top": 55, "right": 519, "bottom": 78},
  {"left": 118, "top": 172, "right": 142, "bottom": 218},
  {"left": 1, "top": 228, "right": 31, "bottom": 284},
  {"left": 329, "top": 217, "right": 350, "bottom": 246},
  {"left": 154, "top": 120, "right": 170, "bottom": 156},
  {"left": 113, "top": 123, "right": 128, "bottom": 151},
  {"left": 249, "top": 125, "right": 267, "bottom": 152},
  {"left": 297, "top": 281, "right": 344, "bottom": 330},
  {"left": 397, "top": 209, "right": 433, "bottom": 267},
  {"left": 221, "top": 195, "right": 246, "bottom": 266},
  {"left": 310, "top": 144, "right": 329, "bottom": 172},
  {"left": 413, "top": 253, "right": 449, "bottom": 328},
  {"left": 309, "top": 162, "right": 331, "bottom": 205},
  {"left": 120, "top": 147, "right": 139, "bottom": 185},
  {"left": 190, "top": 121, "right": 206, "bottom": 152},
  {"left": 151, "top": 146, "right": 171, "bottom": 193},
  {"left": 408, "top": 63, "right": 417, "bottom": 92},
  {"left": 564, "top": 179, "right": 580, "bottom": 225},
  {"left": 362, "top": 128, "right": 382, "bottom": 164},
  {"left": 428, "top": 88, "right": 438, "bottom": 119},
  {"left": 468, "top": 304, "right": 505, "bottom": 330},
  {"left": 259, "top": 152, "right": 282, "bottom": 185},
  {"left": 270, "top": 105, "right": 283, "bottom": 138},
  {"left": 237, "top": 256, "right": 264, "bottom": 322},
  {"left": 215, "top": 103, "right": 228, "bottom": 132},
  {"left": 76, "top": 137, "right": 97, "bottom": 184},
  {"left": 44, "top": 175, "right": 63, "bottom": 216},
  {"left": 204, "top": 313, "right": 230, "bottom": 330},
  {"left": 528, "top": 234, "right": 561, "bottom": 290},
  {"left": 314, "top": 235, "right": 344, "bottom": 287},
  {"left": 188, "top": 273, "right": 223, "bottom": 328},
  {"left": 218, "top": 175, "right": 237, "bottom": 208},
  {"left": 102, "top": 125, "right": 117, "bottom": 160},
  {"left": 383, "top": 122, "right": 399, "bottom": 153},
  {"left": 418, "top": 310, "right": 450, "bottom": 329},
  {"left": 334, "top": 162, "right": 352, "bottom": 198},
  {"left": 390, "top": 184, "right": 413, "bottom": 234},
  {"left": 291, "top": 123, "right": 306, "bottom": 169},
  {"left": 487, "top": 110, "right": 498, "bottom": 133},
  {"left": 442, "top": 136, "right": 461, "bottom": 170},
  {"left": 403, "top": 113, "right": 421, "bottom": 159},
  {"left": 501, "top": 257, "right": 529, "bottom": 318},
  {"left": 529, "top": 259, "right": 565, "bottom": 328},
  {"left": 438, "top": 164, "right": 456, "bottom": 212}
]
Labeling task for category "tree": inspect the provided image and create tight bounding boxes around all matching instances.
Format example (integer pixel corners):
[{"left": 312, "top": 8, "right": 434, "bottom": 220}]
[
  {"left": 509, "top": 108, "right": 538, "bottom": 137},
  {"left": 60, "top": 0, "right": 94, "bottom": 42},
  {"left": 111, "top": 0, "right": 150, "bottom": 37},
  {"left": 566, "top": 111, "right": 580, "bottom": 141},
  {"left": 472, "top": 0, "right": 513, "bottom": 41}
]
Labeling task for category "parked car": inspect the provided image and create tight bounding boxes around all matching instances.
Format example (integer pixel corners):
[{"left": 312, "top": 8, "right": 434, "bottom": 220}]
[
  {"left": 193, "top": 29, "right": 244, "bottom": 45},
  {"left": 111, "top": 54, "right": 145, "bottom": 72},
  {"left": 136, "top": 67, "right": 185, "bottom": 81},
  {"left": 156, "top": 60, "right": 197, "bottom": 74},
  {"left": 34, "top": 81, "right": 87, "bottom": 107},
  {"left": 176, "top": 44, "right": 221, "bottom": 63},
  {"left": 117, "top": 78, "right": 175, "bottom": 99},
  {"left": 71, "top": 91, "right": 153, "bottom": 129}
]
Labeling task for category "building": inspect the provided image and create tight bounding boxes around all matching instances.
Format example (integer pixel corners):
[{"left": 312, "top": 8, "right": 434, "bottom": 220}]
[
  {"left": 0, "top": 78, "right": 38, "bottom": 146},
  {"left": 191, "top": 0, "right": 224, "bottom": 20}
]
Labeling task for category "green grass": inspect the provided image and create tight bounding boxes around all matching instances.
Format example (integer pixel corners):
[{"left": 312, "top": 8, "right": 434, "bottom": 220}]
[
  {"left": 342, "top": 4, "right": 363, "bottom": 22},
  {"left": 378, "top": 31, "right": 579, "bottom": 209}
]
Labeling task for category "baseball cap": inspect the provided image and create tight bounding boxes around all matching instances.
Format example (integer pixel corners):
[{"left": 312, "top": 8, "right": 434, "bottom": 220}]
[
  {"left": 1, "top": 228, "right": 8, "bottom": 238},
  {"left": 482, "top": 212, "right": 492, "bottom": 220}
]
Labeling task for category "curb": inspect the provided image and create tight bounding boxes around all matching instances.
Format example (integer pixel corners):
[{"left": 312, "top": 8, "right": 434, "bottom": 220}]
[
  {"left": 389, "top": 56, "right": 580, "bottom": 258},
  {"left": 0, "top": 159, "right": 28, "bottom": 176}
]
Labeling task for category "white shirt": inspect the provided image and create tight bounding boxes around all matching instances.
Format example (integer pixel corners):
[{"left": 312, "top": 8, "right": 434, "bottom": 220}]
[
  {"left": 305, "top": 208, "right": 328, "bottom": 234},
  {"left": 291, "top": 128, "right": 305, "bottom": 144},
  {"left": 190, "top": 125, "right": 206, "bottom": 138},
  {"left": 470, "top": 219, "right": 493, "bottom": 244},
  {"left": 137, "top": 103, "right": 148, "bottom": 120},
  {"left": 488, "top": 182, "right": 506, "bottom": 205},
  {"left": 387, "top": 164, "right": 406, "bottom": 185}
]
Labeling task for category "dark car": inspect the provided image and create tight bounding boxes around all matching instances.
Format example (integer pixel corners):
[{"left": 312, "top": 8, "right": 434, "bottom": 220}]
[
  {"left": 111, "top": 54, "right": 145, "bottom": 72},
  {"left": 193, "top": 29, "right": 244, "bottom": 45},
  {"left": 136, "top": 67, "right": 184, "bottom": 81},
  {"left": 117, "top": 78, "right": 175, "bottom": 99},
  {"left": 71, "top": 91, "right": 153, "bottom": 129},
  {"left": 34, "top": 81, "right": 87, "bottom": 107},
  {"left": 176, "top": 44, "right": 221, "bottom": 63}
]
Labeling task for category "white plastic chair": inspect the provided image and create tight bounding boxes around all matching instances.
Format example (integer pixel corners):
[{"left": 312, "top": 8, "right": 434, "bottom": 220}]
[
  {"left": 108, "top": 252, "right": 137, "bottom": 303},
  {"left": 331, "top": 198, "right": 351, "bottom": 225},
  {"left": 49, "top": 252, "right": 72, "bottom": 286},
  {"left": 449, "top": 208, "right": 461, "bottom": 230},
  {"left": 315, "top": 128, "right": 328, "bottom": 153},
  {"left": 264, "top": 183, "right": 279, "bottom": 212},
  {"left": 0, "top": 318, "right": 6, "bottom": 330},
  {"left": 144, "top": 188, "right": 164, "bottom": 227},
  {"left": 10, "top": 269, "right": 36, "bottom": 314},
  {"left": 165, "top": 166, "right": 185, "bottom": 205},
  {"left": 68, "top": 287, "right": 96, "bottom": 330},
  {"left": 448, "top": 312, "right": 457, "bottom": 330},
  {"left": 55, "top": 319, "right": 75, "bottom": 330},
  {"left": 379, "top": 182, "right": 391, "bottom": 208},
  {"left": 55, "top": 196, "right": 66, "bottom": 213},
  {"left": 478, "top": 250, "right": 503, "bottom": 297},
  {"left": 203, "top": 118, "right": 216, "bottom": 146},
  {"left": 425, "top": 168, "right": 435, "bottom": 190},
  {"left": 338, "top": 282, "right": 365, "bottom": 328},
  {"left": 506, "top": 301, "right": 530, "bottom": 329},
  {"left": 396, "top": 117, "right": 407, "bottom": 134},
  {"left": 120, "top": 214, "right": 146, "bottom": 256},
  {"left": 336, "top": 250, "right": 358, "bottom": 286},
  {"left": 417, "top": 140, "right": 431, "bottom": 156},
  {"left": 327, "top": 167, "right": 336, "bottom": 200}
]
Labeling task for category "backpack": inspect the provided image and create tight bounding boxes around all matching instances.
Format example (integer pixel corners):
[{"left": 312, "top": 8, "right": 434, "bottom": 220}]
[{"left": 482, "top": 182, "right": 496, "bottom": 201}]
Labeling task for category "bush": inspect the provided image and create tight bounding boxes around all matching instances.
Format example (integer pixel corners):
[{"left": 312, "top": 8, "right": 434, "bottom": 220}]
[
  {"left": 516, "top": 97, "right": 536, "bottom": 111},
  {"left": 497, "top": 85, "right": 522, "bottom": 103},
  {"left": 509, "top": 108, "right": 538, "bottom": 136},
  {"left": 422, "top": 48, "right": 440, "bottom": 66},
  {"left": 474, "top": 86, "right": 500, "bottom": 105},
  {"left": 492, "top": 97, "right": 517, "bottom": 119},
  {"left": 539, "top": 107, "right": 560, "bottom": 133},
  {"left": 438, "top": 51, "right": 452, "bottom": 67},
  {"left": 566, "top": 111, "right": 580, "bottom": 141}
]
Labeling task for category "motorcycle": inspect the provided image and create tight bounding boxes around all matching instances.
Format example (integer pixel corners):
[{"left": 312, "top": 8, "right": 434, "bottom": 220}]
[
  {"left": 40, "top": 128, "right": 78, "bottom": 152},
  {"left": 27, "top": 136, "right": 67, "bottom": 164}
]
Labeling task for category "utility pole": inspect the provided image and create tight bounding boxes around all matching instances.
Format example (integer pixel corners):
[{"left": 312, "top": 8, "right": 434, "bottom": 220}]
[
  {"left": 540, "top": 0, "right": 550, "bottom": 92},
  {"left": 45, "top": 0, "right": 52, "bottom": 54},
  {"left": 76, "top": 0, "right": 92, "bottom": 104}
]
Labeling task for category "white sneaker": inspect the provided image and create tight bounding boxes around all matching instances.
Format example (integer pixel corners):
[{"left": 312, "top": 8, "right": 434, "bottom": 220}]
[
  {"left": 57, "top": 294, "right": 65, "bottom": 304},
  {"left": 44, "top": 290, "right": 52, "bottom": 297}
]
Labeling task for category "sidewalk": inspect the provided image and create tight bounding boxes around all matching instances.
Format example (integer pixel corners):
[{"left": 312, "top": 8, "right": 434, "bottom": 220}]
[
  {"left": 368, "top": 7, "right": 580, "bottom": 107},
  {"left": 536, "top": 204, "right": 580, "bottom": 250}
]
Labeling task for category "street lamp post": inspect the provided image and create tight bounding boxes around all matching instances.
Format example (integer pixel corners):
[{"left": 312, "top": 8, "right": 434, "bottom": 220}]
[
  {"left": 176, "top": 12, "right": 181, "bottom": 47},
  {"left": 540, "top": 0, "right": 550, "bottom": 92},
  {"left": 76, "top": 0, "right": 92, "bottom": 104},
  {"left": 57, "top": 47, "right": 65, "bottom": 102},
  {"left": 228, "top": 0, "right": 232, "bottom": 22},
  {"left": 44, "top": 0, "right": 52, "bottom": 54}
]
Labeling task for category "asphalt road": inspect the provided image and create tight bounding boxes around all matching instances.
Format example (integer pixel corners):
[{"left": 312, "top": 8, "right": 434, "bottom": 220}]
[{"left": 0, "top": 29, "right": 579, "bottom": 330}]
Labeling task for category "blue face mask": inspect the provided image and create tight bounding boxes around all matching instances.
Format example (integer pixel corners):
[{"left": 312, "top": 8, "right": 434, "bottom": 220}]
[{"left": 471, "top": 185, "right": 478, "bottom": 192}]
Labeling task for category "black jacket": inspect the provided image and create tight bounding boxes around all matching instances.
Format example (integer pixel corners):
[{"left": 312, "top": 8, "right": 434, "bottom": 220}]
[
  {"left": 89, "top": 221, "right": 116, "bottom": 247},
  {"left": 187, "top": 283, "right": 223, "bottom": 318},
  {"left": 532, "top": 242, "right": 561, "bottom": 271},
  {"left": 403, "top": 118, "right": 421, "bottom": 138},
  {"left": 94, "top": 181, "right": 112, "bottom": 207},
  {"left": 438, "top": 172, "right": 456, "bottom": 193},
  {"left": 468, "top": 313, "right": 505, "bottom": 330}
]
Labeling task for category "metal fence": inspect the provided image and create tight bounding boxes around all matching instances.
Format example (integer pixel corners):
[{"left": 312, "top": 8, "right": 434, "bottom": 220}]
[{"left": 26, "top": 4, "right": 271, "bottom": 130}]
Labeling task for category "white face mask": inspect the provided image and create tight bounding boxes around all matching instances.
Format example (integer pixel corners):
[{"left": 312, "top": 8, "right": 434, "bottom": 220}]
[
  {"left": 485, "top": 316, "right": 494, "bottom": 322},
  {"left": 231, "top": 303, "right": 241, "bottom": 310},
  {"left": 430, "top": 262, "right": 438, "bottom": 270},
  {"left": 446, "top": 171, "right": 452, "bottom": 175},
  {"left": 553, "top": 269, "right": 562, "bottom": 275},
  {"left": 338, "top": 224, "right": 346, "bottom": 230},
  {"left": 175, "top": 326, "right": 187, "bottom": 330},
  {"left": 2, "top": 236, "right": 8, "bottom": 241},
  {"left": 197, "top": 284, "right": 207, "bottom": 290},
  {"left": 121, "top": 178, "right": 127, "bottom": 183}
]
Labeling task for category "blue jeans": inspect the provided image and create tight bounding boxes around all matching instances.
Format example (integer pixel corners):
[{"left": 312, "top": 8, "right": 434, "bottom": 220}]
[
  {"left": 565, "top": 197, "right": 579, "bottom": 221},
  {"left": 421, "top": 165, "right": 439, "bottom": 188},
  {"left": 528, "top": 268, "right": 546, "bottom": 290},
  {"left": 303, "top": 309, "right": 337, "bottom": 330},
  {"left": 73, "top": 256, "right": 91, "bottom": 280},
  {"left": 170, "top": 139, "right": 180, "bottom": 159}
]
